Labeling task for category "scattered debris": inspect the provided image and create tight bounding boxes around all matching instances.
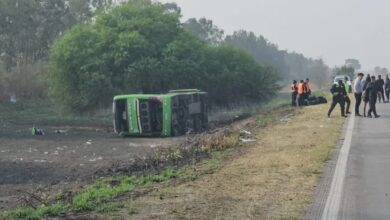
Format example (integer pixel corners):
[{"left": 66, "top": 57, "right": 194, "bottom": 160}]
[
  {"left": 240, "top": 130, "right": 252, "bottom": 136},
  {"left": 280, "top": 114, "right": 293, "bottom": 122},
  {"left": 129, "top": 142, "right": 137, "bottom": 147},
  {"left": 32, "top": 127, "right": 44, "bottom": 136},
  {"left": 54, "top": 129, "right": 68, "bottom": 134},
  {"left": 85, "top": 140, "right": 92, "bottom": 145},
  {"left": 239, "top": 138, "right": 256, "bottom": 143}
]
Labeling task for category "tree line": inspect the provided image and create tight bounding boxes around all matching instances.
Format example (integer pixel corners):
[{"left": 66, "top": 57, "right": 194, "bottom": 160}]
[
  {"left": 183, "top": 18, "right": 331, "bottom": 88},
  {"left": 0, "top": 0, "right": 331, "bottom": 113}
]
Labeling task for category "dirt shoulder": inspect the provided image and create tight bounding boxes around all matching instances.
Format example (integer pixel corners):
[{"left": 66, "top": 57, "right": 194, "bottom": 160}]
[{"left": 112, "top": 104, "right": 344, "bottom": 219}]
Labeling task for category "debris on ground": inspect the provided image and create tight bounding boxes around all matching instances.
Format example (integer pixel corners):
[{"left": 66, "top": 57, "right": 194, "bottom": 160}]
[
  {"left": 54, "top": 130, "right": 68, "bottom": 134},
  {"left": 240, "top": 129, "right": 252, "bottom": 136},
  {"left": 239, "top": 129, "right": 256, "bottom": 143},
  {"left": 239, "top": 138, "right": 256, "bottom": 143},
  {"left": 32, "top": 127, "right": 44, "bottom": 136},
  {"left": 280, "top": 114, "right": 294, "bottom": 122}
]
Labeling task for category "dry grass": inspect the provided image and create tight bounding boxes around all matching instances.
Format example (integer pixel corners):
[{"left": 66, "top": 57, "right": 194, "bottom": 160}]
[{"left": 111, "top": 104, "right": 344, "bottom": 220}]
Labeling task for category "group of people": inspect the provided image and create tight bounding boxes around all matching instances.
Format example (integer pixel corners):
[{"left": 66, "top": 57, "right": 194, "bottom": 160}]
[
  {"left": 291, "top": 78, "right": 312, "bottom": 106},
  {"left": 328, "top": 73, "right": 390, "bottom": 118}
]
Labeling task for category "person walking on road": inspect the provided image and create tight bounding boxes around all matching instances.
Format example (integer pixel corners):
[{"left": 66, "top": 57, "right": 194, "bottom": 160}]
[
  {"left": 328, "top": 80, "right": 347, "bottom": 118},
  {"left": 291, "top": 80, "right": 298, "bottom": 106},
  {"left": 354, "top": 73, "right": 364, "bottom": 116},
  {"left": 377, "top": 75, "right": 385, "bottom": 103},
  {"left": 362, "top": 75, "right": 371, "bottom": 117},
  {"left": 344, "top": 76, "right": 352, "bottom": 114},
  {"left": 385, "top": 75, "right": 390, "bottom": 103},
  {"left": 366, "top": 75, "right": 381, "bottom": 118}
]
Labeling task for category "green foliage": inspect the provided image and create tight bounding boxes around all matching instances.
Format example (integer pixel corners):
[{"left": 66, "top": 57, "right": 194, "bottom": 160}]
[
  {"left": 96, "top": 203, "right": 121, "bottom": 213},
  {"left": 1, "top": 170, "right": 178, "bottom": 218},
  {"left": 1, "top": 203, "right": 67, "bottom": 219},
  {"left": 183, "top": 17, "right": 224, "bottom": 44},
  {"left": 72, "top": 170, "right": 177, "bottom": 211},
  {"left": 49, "top": 1, "right": 279, "bottom": 112},
  {"left": 225, "top": 30, "right": 331, "bottom": 87}
]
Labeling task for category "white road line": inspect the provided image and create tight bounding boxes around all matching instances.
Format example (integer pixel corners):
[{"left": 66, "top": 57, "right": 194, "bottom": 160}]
[{"left": 322, "top": 114, "right": 355, "bottom": 220}]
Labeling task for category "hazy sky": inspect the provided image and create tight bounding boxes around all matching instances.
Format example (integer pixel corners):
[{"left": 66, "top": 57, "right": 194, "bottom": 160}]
[{"left": 159, "top": 0, "right": 390, "bottom": 70}]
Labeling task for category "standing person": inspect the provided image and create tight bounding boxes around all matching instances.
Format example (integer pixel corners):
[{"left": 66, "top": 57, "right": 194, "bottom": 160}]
[
  {"left": 344, "top": 76, "right": 352, "bottom": 114},
  {"left": 354, "top": 73, "right": 364, "bottom": 116},
  {"left": 377, "top": 75, "right": 385, "bottom": 103},
  {"left": 305, "top": 78, "right": 312, "bottom": 97},
  {"left": 328, "top": 80, "right": 347, "bottom": 118},
  {"left": 384, "top": 75, "right": 390, "bottom": 103},
  {"left": 291, "top": 80, "right": 298, "bottom": 106},
  {"left": 362, "top": 75, "right": 371, "bottom": 117},
  {"left": 298, "top": 80, "right": 305, "bottom": 106},
  {"left": 366, "top": 75, "right": 380, "bottom": 118}
]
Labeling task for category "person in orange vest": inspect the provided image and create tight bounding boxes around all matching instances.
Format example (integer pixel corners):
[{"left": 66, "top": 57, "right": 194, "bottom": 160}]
[
  {"left": 291, "top": 80, "right": 298, "bottom": 106},
  {"left": 298, "top": 80, "right": 306, "bottom": 106}
]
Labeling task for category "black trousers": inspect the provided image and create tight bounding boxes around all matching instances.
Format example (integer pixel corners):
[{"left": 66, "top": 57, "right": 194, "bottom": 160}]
[
  {"left": 298, "top": 94, "right": 305, "bottom": 106},
  {"left": 378, "top": 89, "right": 384, "bottom": 102},
  {"left": 328, "top": 96, "right": 345, "bottom": 116},
  {"left": 386, "top": 89, "right": 390, "bottom": 101},
  {"left": 345, "top": 96, "right": 351, "bottom": 113},
  {"left": 292, "top": 93, "right": 297, "bottom": 106},
  {"left": 368, "top": 96, "right": 378, "bottom": 116},
  {"left": 354, "top": 93, "right": 362, "bottom": 114}
]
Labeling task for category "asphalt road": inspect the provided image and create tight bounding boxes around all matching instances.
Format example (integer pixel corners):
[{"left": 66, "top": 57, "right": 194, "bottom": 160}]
[{"left": 322, "top": 102, "right": 390, "bottom": 219}]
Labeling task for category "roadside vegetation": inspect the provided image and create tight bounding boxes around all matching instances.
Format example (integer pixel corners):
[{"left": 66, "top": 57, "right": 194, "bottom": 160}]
[
  {"left": 0, "top": 99, "right": 344, "bottom": 219},
  {"left": 115, "top": 102, "right": 344, "bottom": 219},
  {"left": 0, "top": 0, "right": 333, "bottom": 115}
]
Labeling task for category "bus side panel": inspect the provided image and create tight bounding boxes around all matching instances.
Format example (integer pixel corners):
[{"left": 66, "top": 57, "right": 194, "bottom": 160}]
[
  {"left": 127, "top": 98, "right": 140, "bottom": 134},
  {"left": 162, "top": 96, "right": 172, "bottom": 136}
]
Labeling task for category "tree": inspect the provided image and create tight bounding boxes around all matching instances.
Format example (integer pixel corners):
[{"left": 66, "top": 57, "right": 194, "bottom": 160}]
[
  {"left": 345, "top": 58, "right": 361, "bottom": 70},
  {"left": 49, "top": 1, "right": 279, "bottom": 112},
  {"left": 183, "top": 18, "right": 224, "bottom": 45},
  {"left": 332, "top": 66, "right": 355, "bottom": 79},
  {"left": 374, "top": 66, "right": 389, "bottom": 75},
  {"left": 225, "top": 30, "right": 330, "bottom": 87}
]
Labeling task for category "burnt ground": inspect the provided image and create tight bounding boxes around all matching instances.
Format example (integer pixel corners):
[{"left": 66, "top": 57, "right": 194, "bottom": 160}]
[{"left": 0, "top": 124, "right": 187, "bottom": 211}]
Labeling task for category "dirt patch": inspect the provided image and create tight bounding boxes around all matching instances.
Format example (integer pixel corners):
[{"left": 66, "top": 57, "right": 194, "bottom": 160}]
[
  {"left": 114, "top": 105, "right": 344, "bottom": 219},
  {"left": 0, "top": 124, "right": 187, "bottom": 211}
]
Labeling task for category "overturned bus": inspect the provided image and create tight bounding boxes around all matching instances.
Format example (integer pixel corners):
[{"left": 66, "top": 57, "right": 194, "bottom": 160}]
[{"left": 113, "top": 89, "right": 208, "bottom": 137}]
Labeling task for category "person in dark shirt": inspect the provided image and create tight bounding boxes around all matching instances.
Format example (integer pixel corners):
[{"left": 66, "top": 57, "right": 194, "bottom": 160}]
[
  {"left": 366, "top": 75, "right": 380, "bottom": 118},
  {"left": 328, "top": 80, "right": 347, "bottom": 118},
  {"left": 377, "top": 75, "right": 385, "bottom": 103},
  {"left": 385, "top": 75, "right": 390, "bottom": 103},
  {"left": 362, "top": 74, "right": 371, "bottom": 117}
]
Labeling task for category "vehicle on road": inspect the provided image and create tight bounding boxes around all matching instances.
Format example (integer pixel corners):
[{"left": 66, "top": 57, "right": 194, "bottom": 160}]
[
  {"left": 334, "top": 75, "right": 352, "bottom": 92},
  {"left": 334, "top": 75, "right": 351, "bottom": 84},
  {"left": 113, "top": 89, "right": 208, "bottom": 137}
]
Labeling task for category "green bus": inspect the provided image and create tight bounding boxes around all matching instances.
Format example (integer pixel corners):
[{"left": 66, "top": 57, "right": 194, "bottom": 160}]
[{"left": 113, "top": 89, "right": 208, "bottom": 137}]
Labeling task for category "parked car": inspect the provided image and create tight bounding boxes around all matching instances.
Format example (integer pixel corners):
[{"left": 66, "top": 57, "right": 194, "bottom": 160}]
[{"left": 333, "top": 75, "right": 352, "bottom": 93}]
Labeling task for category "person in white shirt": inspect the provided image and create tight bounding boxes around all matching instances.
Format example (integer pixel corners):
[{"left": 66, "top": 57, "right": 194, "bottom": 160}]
[{"left": 354, "top": 73, "right": 364, "bottom": 116}]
